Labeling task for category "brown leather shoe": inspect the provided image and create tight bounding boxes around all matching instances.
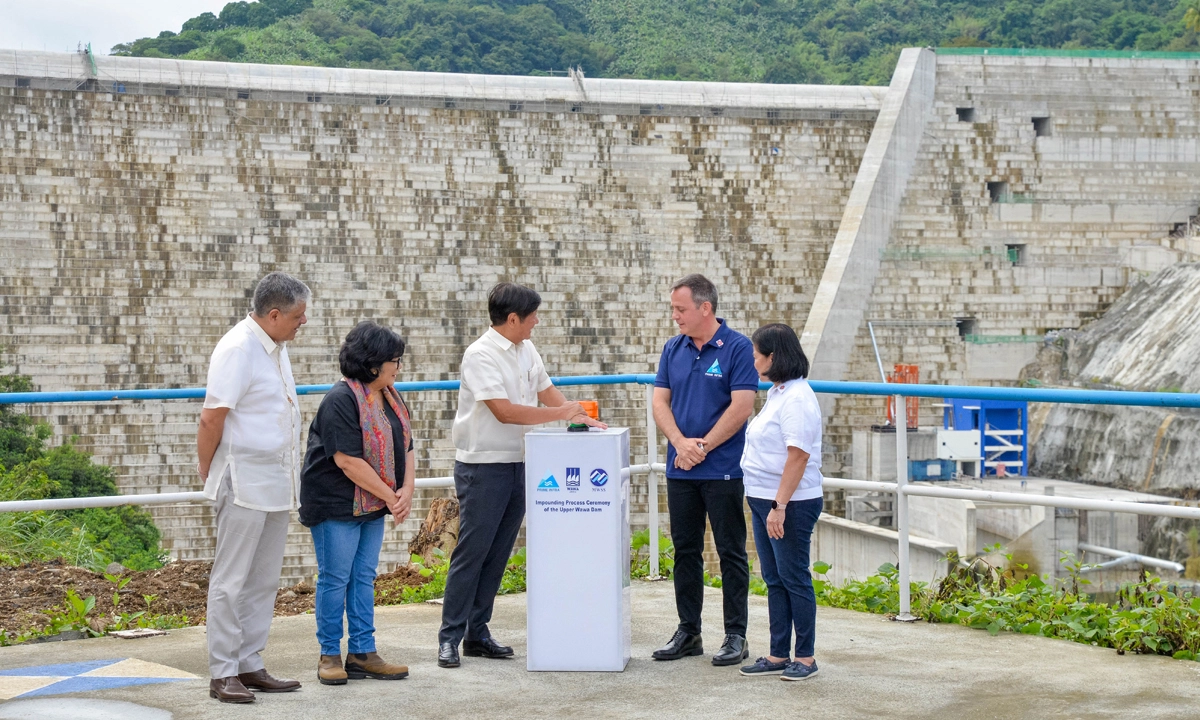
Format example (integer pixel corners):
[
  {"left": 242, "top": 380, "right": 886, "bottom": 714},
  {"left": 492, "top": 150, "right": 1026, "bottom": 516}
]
[
  {"left": 209, "top": 676, "right": 255, "bottom": 703},
  {"left": 318, "top": 654, "right": 348, "bottom": 686},
  {"left": 237, "top": 668, "right": 301, "bottom": 693},
  {"left": 344, "top": 651, "right": 409, "bottom": 680}
]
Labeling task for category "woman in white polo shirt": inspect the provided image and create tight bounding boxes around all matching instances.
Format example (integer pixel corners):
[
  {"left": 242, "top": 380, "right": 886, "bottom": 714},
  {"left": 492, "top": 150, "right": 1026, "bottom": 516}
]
[{"left": 738, "top": 323, "right": 823, "bottom": 682}]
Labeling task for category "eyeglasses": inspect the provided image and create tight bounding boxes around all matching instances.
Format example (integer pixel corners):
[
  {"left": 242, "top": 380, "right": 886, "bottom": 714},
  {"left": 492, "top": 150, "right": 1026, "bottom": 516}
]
[{"left": 388, "top": 358, "right": 403, "bottom": 368}]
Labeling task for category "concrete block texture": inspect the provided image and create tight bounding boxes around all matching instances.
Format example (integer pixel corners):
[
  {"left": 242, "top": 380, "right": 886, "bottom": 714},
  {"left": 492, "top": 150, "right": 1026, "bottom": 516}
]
[
  {"left": 802, "top": 47, "right": 937, "bottom": 415},
  {"left": 0, "top": 52, "right": 875, "bottom": 576},
  {"left": 823, "top": 52, "right": 1200, "bottom": 473},
  {"left": 5, "top": 47, "right": 1200, "bottom": 574}
]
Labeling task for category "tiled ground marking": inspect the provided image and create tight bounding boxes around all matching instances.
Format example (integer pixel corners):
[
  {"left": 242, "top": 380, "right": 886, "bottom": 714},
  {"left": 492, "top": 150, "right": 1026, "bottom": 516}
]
[{"left": 0, "top": 658, "right": 198, "bottom": 700}]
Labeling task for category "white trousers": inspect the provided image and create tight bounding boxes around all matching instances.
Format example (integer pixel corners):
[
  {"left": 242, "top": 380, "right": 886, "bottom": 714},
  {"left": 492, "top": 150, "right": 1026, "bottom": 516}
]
[{"left": 206, "top": 471, "right": 290, "bottom": 678}]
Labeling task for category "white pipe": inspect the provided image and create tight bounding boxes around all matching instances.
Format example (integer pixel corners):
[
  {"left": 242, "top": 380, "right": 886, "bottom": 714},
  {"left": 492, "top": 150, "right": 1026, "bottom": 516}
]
[
  {"left": 0, "top": 492, "right": 208, "bottom": 512},
  {"left": 1078, "top": 542, "right": 1185, "bottom": 573},
  {"left": 414, "top": 476, "right": 456, "bottom": 489},
  {"left": 901, "top": 484, "right": 1200, "bottom": 521},
  {"left": 1078, "top": 555, "right": 1140, "bottom": 574},
  {"left": 646, "top": 384, "right": 661, "bottom": 579},
  {"left": 0, "top": 476, "right": 459, "bottom": 513},
  {"left": 824, "top": 477, "right": 900, "bottom": 493},
  {"left": 894, "top": 396, "right": 916, "bottom": 621}
]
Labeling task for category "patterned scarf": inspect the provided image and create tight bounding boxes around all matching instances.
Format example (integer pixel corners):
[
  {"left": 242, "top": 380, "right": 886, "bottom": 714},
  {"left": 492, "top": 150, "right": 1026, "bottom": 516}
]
[{"left": 343, "top": 378, "right": 411, "bottom": 517}]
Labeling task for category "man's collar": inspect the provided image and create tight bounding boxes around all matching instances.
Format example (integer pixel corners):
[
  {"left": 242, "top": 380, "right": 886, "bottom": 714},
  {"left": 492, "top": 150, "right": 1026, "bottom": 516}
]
[
  {"left": 686, "top": 318, "right": 728, "bottom": 350},
  {"left": 245, "top": 314, "right": 280, "bottom": 355},
  {"left": 485, "top": 326, "right": 517, "bottom": 351}
]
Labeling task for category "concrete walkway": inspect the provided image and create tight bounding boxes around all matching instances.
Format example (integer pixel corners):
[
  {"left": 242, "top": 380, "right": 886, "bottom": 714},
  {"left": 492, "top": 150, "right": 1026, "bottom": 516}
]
[{"left": 1, "top": 581, "right": 1198, "bottom": 719}]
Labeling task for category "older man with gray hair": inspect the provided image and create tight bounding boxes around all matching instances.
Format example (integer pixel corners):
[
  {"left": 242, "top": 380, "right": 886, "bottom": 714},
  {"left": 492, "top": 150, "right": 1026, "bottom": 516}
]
[{"left": 197, "top": 271, "right": 310, "bottom": 703}]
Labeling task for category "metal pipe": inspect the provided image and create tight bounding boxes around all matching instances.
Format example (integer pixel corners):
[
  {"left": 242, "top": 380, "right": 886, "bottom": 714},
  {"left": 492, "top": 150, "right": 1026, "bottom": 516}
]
[
  {"left": 894, "top": 396, "right": 916, "bottom": 622},
  {"left": 0, "top": 476, "right": 458, "bottom": 513},
  {"left": 1078, "top": 555, "right": 1140, "bottom": 574},
  {"left": 7, "top": 375, "right": 1200, "bottom": 410},
  {"left": 901, "top": 484, "right": 1200, "bottom": 521},
  {"left": 868, "top": 322, "right": 888, "bottom": 383},
  {"left": 824, "top": 478, "right": 900, "bottom": 493},
  {"left": 646, "top": 384, "right": 660, "bottom": 579},
  {"left": 1078, "top": 542, "right": 1185, "bottom": 573},
  {"left": 0, "top": 492, "right": 208, "bottom": 512}
]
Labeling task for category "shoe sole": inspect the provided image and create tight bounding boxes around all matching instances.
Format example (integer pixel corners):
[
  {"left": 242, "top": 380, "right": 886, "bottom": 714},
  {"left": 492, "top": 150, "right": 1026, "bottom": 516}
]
[
  {"left": 651, "top": 647, "right": 704, "bottom": 661},
  {"left": 712, "top": 650, "right": 750, "bottom": 667},
  {"left": 463, "top": 650, "right": 514, "bottom": 658},
  {"left": 243, "top": 685, "right": 301, "bottom": 693},
  {"left": 781, "top": 669, "right": 819, "bottom": 681},
  {"left": 318, "top": 677, "right": 348, "bottom": 686},
  {"left": 739, "top": 669, "right": 785, "bottom": 677},
  {"left": 437, "top": 660, "right": 460, "bottom": 668},
  {"left": 209, "top": 691, "right": 254, "bottom": 704},
  {"left": 345, "top": 671, "right": 409, "bottom": 680}
]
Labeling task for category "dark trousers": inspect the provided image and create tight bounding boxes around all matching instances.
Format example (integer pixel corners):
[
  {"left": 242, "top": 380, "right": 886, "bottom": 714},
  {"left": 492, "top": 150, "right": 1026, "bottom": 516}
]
[
  {"left": 439, "top": 461, "right": 525, "bottom": 645},
  {"left": 747, "top": 495, "right": 822, "bottom": 659},
  {"left": 667, "top": 478, "right": 749, "bottom": 638}
]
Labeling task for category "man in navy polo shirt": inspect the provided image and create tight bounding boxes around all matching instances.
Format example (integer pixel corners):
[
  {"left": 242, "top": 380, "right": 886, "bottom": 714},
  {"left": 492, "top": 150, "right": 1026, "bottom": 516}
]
[{"left": 651, "top": 273, "right": 758, "bottom": 667}]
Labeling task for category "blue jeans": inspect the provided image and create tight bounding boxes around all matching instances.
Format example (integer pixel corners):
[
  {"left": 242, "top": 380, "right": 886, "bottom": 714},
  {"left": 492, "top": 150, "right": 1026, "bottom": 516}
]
[
  {"left": 747, "top": 496, "right": 823, "bottom": 659},
  {"left": 310, "top": 517, "right": 385, "bottom": 656}
]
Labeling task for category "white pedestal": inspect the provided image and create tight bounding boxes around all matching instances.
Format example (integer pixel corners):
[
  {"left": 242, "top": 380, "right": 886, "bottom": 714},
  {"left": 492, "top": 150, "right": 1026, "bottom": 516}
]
[{"left": 524, "top": 427, "right": 631, "bottom": 672}]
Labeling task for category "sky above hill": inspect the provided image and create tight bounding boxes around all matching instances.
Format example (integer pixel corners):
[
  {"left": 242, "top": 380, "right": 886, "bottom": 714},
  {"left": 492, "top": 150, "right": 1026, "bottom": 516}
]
[{"left": 0, "top": 0, "right": 225, "bottom": 55}]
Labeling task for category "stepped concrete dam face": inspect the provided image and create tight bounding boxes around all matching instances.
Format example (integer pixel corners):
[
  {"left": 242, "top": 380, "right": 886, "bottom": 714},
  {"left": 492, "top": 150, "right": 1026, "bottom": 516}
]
[{"left": 2, "top": 48, "right": 1199, "bottom": 578}]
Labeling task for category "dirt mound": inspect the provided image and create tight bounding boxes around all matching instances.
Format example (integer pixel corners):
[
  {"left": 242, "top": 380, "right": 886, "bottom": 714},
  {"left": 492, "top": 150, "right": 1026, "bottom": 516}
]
[{"left": 0, "top": 559, "right": 427, "bottom": 639}]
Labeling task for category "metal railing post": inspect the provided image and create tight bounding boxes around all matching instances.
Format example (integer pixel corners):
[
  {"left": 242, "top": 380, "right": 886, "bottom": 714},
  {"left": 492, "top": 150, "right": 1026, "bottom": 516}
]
[
  {"left": 646, "top": 384, "right": 660, "bottom": 579},
  {"left": 894, "top": 394, "right": 917, "bottom": 622}
]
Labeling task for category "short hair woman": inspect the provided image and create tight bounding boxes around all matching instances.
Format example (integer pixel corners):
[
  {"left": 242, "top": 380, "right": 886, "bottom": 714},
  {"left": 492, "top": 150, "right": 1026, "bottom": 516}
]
[
  {"left": 737, "top": 323, "right": 823, "bottom": 681},
  {"left": 299, "top": 321, "right": 415, "bottom": 685}
]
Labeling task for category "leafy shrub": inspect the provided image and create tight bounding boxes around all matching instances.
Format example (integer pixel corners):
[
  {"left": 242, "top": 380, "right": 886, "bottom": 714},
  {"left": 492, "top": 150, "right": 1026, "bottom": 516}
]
[
  {"left": 0, "top": 370, "right": 167, "bottom": 571},
  {"left": 814, "top": 550, "right": 1200, "bottom": 662}
]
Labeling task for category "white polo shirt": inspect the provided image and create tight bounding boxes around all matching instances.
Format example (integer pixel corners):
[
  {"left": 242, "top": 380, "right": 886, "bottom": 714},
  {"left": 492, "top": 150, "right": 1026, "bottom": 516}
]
[
  {"left": 452, "top": 327, "right": 553, "bottom": 464},
  {"left": 740, "top": 379, "right": 823, "bottom": 502},
  {"left": 202, "top": 315, "right": 303, "bottom": 512}
]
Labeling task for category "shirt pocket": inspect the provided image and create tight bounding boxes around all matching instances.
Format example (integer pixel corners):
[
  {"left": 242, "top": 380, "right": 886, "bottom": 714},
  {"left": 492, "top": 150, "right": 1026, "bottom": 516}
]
[{"left": 523, "top": 366, "right": 540, "bottom": 402}]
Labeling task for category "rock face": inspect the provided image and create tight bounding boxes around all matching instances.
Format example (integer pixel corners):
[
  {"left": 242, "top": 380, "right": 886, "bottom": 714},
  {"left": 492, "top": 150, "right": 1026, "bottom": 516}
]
[{"left": 1028, "top": 264, "right": 1200, "bottom": 493}]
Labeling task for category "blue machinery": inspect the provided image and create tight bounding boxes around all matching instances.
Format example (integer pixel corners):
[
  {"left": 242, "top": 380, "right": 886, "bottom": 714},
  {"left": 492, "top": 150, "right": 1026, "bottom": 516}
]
[{"left": 944, "top": 398, "right": 1029, "bottom": 476}]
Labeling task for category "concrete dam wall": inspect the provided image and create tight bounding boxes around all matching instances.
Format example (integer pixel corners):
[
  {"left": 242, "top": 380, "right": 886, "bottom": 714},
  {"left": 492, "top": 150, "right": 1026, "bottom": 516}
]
[
  {"left": 0, "top": 51, "right": 878, "bottom": 580},
  {"left": 827, "top": 51, "right": 1200, "bottom": 458},
  {"left": 4, "top": 48, "right": 1200, "bottom": 579}
]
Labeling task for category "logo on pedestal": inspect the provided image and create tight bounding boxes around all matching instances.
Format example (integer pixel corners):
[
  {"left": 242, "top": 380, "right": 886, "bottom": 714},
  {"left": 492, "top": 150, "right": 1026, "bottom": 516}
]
[
  {"left": 589, "top": 468, "right": 609, "bottom": 487},
  {"left": 537, "top": 474, "right": 560, "bottom": 491},
  {"left": 565, "top": 467, "right": 581, "bottom": 492}
]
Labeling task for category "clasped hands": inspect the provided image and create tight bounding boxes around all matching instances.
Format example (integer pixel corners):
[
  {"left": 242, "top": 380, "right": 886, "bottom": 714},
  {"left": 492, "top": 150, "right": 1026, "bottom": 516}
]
[
  {"left": 672, "top": 437, "right": 707, "bottom": 471},
  {"left": 387, "top": 488, "right": 413, "bottom": 524}
]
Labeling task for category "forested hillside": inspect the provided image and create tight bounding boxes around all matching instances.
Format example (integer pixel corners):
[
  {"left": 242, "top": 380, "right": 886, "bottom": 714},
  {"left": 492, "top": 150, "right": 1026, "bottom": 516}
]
[{"left": 113, "top": 0, "right": 1200, "bottom": 85}]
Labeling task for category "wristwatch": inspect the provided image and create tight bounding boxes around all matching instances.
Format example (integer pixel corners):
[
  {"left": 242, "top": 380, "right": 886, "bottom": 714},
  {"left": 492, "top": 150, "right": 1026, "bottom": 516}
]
[{"left": 771, "top": 500, "right": 780, "bottom": 510}]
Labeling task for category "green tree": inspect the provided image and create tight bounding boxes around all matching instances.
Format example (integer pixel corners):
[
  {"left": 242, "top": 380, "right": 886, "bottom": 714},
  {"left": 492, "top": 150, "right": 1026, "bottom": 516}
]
[{"left": 0, "top": 369, "right": 167, "bottom": 571}]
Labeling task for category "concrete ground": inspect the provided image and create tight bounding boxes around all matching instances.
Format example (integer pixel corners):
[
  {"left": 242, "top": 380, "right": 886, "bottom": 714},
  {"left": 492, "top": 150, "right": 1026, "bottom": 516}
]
[{"left": 2, "top": 581, "right": 1199, "bottom": 719}]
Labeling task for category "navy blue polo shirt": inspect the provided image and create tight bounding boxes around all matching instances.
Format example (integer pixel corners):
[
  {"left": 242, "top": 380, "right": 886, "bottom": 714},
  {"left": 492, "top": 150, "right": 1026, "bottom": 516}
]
[{"left": 654, "top": 319, "right": 759, "bottom": 480}]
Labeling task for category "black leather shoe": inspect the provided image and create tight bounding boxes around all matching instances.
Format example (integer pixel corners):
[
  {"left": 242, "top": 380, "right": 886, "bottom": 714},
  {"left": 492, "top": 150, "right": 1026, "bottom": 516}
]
[
  {"left": 652, "top": 630, "right": 703, "bottom": 660},
  {"left": 463, "top": 636, "right": 514, "bottom": 658},
  {"left": 438, "top": 641, "right": 461, "bottom": 668},
  {"left": 711, "top": 634, "right": 749, "bottom": 666}
]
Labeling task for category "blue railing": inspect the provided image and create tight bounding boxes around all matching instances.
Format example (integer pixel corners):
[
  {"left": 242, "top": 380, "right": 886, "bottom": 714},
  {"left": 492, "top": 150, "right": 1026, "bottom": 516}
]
[{"left": 2, "top": 374, "right": 1199, "bottom": 408}]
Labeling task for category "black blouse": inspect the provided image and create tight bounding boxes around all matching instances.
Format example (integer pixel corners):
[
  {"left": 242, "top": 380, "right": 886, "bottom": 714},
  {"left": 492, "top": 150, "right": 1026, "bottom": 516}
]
[{"left": 299, "top": 382, "right": 413, "bottom": 527}]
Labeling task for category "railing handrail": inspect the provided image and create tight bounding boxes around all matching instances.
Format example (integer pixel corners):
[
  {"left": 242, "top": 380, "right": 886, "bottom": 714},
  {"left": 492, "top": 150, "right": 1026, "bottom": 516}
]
[{"left": 3, "top": 374, "right": 1199, "bottom": 409}]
